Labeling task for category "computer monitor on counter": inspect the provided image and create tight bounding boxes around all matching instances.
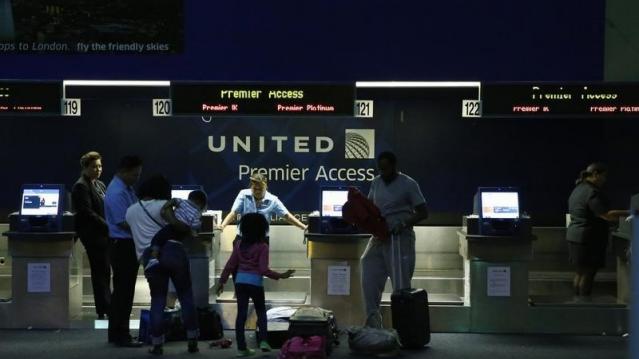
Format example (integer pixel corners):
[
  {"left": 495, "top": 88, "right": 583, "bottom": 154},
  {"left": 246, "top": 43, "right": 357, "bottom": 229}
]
[
  {"left": 171, "top": 185, "right": 203, "bottom": 200},
  {"left": 473, "top": 187, "right": 524, "bottom": 236},
  {"left": 318, "top": 186, "right": 358, "bottom": 234},
  {"left": 17, "top": 184, "right": 65, "bottom": 232}
]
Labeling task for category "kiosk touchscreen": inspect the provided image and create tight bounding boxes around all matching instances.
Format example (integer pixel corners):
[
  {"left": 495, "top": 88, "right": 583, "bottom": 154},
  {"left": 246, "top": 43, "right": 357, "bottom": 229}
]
[
  {"left": 318, "top": 187, "right": 358, "bottom": 234},
  {"left": 171, "top": 185, "right": 203, "bottom": 200},
  {"left": 472, "top": 187, "right": 522, "bottom": 236},
  {"left": 17, "top": 184, "right": 65, "bottom": 232},
  {"left": 479, "top": 190, "right": 520, "bottom": 219}
]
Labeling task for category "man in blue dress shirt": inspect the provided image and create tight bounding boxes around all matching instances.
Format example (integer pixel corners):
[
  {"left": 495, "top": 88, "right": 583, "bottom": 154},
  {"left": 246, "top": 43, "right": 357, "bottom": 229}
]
[{"left": 104, "top": 155, "right": 143, "bottom": 347}]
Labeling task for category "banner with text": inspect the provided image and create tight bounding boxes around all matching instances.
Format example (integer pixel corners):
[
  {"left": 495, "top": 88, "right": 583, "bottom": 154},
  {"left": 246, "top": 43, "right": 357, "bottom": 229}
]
[{"left": 0, "top": 0, "right": 183, "bottom": 53}]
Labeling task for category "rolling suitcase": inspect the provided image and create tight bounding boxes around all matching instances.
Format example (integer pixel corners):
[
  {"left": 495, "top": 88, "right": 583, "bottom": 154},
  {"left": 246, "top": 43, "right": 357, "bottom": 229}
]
[
  {"left": 288, "top": 307, "right": 338, "bottom": 354},
  {"left": 390, "top": 234, "right": 430, "bottom": 349}
]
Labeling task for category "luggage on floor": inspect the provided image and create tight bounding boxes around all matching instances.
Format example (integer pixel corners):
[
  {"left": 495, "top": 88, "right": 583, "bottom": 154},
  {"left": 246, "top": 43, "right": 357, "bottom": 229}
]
[
  {"left": 278, "top": 336, "right": 327, "bottom": 359},
  {"left": 288, "top": 306, "right": 339, "bottom": 354},
  {"left": 389, "top": 234, "right": 430, "bottom": 349},
  {"left": 139, "top": 308, "right": 186, "bottom": 344},
  {"left": 255, "top": 321, "right": 290, "bottom": 348},
  {"left": 266, "top": 306, "right": 297, "bottom": 322},
  {"left": 197, "top": 305, "right": 224, "bottom": 340},
  {"left": 347, "top": 326, "right": 401, "bottom": 356}
]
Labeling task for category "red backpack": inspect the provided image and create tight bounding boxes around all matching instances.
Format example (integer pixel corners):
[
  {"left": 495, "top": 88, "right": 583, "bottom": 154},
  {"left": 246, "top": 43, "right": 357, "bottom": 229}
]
[
  {"left": 278, "top": 336, "right": 327, "bottom": 359},
  {"left": 342, "top": 187, "right": 390, "bottom": 241}
]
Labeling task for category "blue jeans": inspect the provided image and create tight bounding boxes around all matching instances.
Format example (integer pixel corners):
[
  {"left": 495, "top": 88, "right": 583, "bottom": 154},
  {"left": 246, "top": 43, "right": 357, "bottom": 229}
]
[
  {"left": 145, "top": 241, "right": 199, "bottom": 345},
  {"left": 235, "top": 283, "right": 267, "bottom": 350}
]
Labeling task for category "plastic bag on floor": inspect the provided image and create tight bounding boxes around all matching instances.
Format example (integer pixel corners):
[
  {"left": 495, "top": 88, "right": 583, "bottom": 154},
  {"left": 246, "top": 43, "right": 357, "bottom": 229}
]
[
  {"left": 267, "top": 306, "right": 298, "bottom": 322},
  {"left": 347, "top": 326, "right": 401, "bottom": 356}
]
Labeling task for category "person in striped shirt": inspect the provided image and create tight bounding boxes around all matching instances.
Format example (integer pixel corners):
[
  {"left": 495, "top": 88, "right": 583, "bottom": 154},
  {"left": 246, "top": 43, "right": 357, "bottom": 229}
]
[{"left": 145, "top": 190, "right": 207, "bottom": 269}]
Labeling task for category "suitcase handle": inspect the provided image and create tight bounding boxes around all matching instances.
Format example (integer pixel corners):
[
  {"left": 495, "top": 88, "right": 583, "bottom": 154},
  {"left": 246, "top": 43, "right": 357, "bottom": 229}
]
[{"left": 390, "top": 234, "right": 405, "bottom": 290}]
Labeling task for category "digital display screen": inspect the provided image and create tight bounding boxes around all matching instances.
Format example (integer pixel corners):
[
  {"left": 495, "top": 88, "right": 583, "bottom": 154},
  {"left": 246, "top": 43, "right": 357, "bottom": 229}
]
[
  {"left": 171, "top": 83, "right": 355, "bottom": 116},
  {"left": 171, "top": 185, "right": 202, "bottom": 200},
  {"left": 321, "top": 190, "right": 348, "bottom": 217},
  {"left": 21, "top": 189, "right": 60, "bottom": 216},
  {"left": 481, "top": 192, "right": 519, "bottom": 219},
  {"left": 171, "top": 190, "right": 193, "bottom": 200},
  {"left": 0, "top": 81, "right": 62, "bottom": 115},
  {"left": 481, "top": 83, "right": 639, "bottom": 118}
]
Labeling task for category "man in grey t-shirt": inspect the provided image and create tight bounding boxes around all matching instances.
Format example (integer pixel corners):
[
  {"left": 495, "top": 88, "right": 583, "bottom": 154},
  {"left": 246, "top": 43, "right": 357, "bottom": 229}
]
[{"left": 361, "top": 151, "right": 429, "bottom": 328}]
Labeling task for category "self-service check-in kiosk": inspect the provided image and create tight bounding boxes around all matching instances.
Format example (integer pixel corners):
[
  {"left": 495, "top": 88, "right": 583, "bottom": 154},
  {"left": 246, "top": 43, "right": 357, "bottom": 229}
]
[
  {"left": 306, "top": 187, "right": 368, "bottom": 326},
  {"left": 1, "top": 184, "right": 80, "bottom": 329},
  {"left": 458, "top": 187, "right": 534, "bottom": 332}
]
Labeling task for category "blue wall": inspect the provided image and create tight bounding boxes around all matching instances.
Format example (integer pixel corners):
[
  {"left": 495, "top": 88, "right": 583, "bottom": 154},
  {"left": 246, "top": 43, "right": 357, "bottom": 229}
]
[
  {"left": 0, "top": 0, "right": 606, "bottom": 81},
  {"left": 2, "top": 85, "right": 636, "bottom": 226}
]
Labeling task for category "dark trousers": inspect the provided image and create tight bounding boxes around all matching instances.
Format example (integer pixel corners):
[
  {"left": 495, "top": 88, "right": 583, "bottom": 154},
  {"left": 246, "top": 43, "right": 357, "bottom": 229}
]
[
  {"left": 108, "top": 238, "right": 139, "bottom": 342},
  {"left": 80, "top": 235, "right": 112, "bottom": 316},
  {"left": 145, "top": 241, "right": 199, "bottom": 345},
  {"left": 235, "top": 283, "right": 267, "bottom": 351}
]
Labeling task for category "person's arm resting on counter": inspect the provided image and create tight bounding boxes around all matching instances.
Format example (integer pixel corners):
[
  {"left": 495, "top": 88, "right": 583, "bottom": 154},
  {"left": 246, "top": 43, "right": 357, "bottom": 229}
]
[
  {"left": 217, "top": 191, "right": 244, "bottom": 230},
  {"left": 275, "top": 197, "right": 307, "bottom": 231},
  {"left": 589, "top": 193, "right": 630, "bottom": 222},
  {"left": 284, "top": 213, "right": 307, "bottom": 231}
]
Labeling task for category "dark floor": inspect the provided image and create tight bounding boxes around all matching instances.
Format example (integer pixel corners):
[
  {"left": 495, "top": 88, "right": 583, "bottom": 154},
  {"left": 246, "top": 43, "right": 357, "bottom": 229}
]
[{"left": 0, "top": 330, "right": 629, "bottom": 359}]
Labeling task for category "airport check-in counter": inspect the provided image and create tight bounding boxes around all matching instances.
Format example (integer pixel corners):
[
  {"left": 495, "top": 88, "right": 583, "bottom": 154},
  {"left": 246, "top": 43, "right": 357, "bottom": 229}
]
[
  {"left": 0, "top": 221, "right": 628, "bottom": 333},
  {"left": 612, "top": 217, "right": 632, "bottom": 304},
  {"left": 0, "top": 214, "right": 82, "bottom": 329},
  {"left": 457, "top": 229, "right": 534, "bottom": 332},
  {"left": 182, "top": 213, "right": 218, "bottom": 308},
  {"left": 305, "top": 233, "right": 370, "bottom": 326},
  {"left": 212, "top": 223, "right": 627, "bottom": 334}
]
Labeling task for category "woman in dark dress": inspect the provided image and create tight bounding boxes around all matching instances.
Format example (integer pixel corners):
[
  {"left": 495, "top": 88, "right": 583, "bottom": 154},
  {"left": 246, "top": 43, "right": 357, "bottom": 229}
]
[
  {"left": 72, "top": 151, "right": 111, "bottom": 319},
  {"left": 566, "top": 163, "right": 629, "bottom": 297}
]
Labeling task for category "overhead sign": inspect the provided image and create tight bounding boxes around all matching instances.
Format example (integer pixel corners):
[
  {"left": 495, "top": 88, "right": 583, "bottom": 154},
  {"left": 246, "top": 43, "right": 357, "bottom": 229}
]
[
  {"left": 481, "top": 83, "right": 639, "bottom": 118},
  {"left": 0, "top": 81, "right": 62, "bottom": 115},
  {"left": 170, "top": 83, "right": 356, "bottom": 117},
  {"left": 2, "top": 0, "right": 183, "bottom": 54}
]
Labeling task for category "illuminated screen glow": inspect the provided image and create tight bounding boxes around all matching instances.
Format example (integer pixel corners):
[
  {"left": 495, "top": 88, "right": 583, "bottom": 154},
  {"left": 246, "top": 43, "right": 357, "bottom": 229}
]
[
  {"left": 21, "top": 188, "right": 60, "bottom": 216},
  {"left": 481, "top": 192, "right": 519, "bottom": 219},
  {"left": 321, "top": 190, "right": 348, "bottom": 217},
  {"left": 171, "top": 190, "right": 193, "bottom": 200}
]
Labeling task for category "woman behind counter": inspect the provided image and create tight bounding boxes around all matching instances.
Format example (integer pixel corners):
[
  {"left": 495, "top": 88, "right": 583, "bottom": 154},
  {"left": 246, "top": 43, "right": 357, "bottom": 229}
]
[
  {"left": 217, "top": 174, "right": 307, "bottom": 241},
  {"left": 566, "top": 162, "right": 629, "bottom": 298},
  {"left": 72, "top": 151, "right": 110, "bottom": 319}
]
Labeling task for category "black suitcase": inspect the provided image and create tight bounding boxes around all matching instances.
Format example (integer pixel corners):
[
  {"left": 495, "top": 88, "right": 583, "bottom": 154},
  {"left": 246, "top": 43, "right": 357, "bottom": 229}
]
[
  {"left": 255, "top": 321, "right": 290, "bottom": 348},
  {"left": 288, "top": 307, "right": 339, "bottom": 354},
  {"left": 389, "top": 234, "right": 431, "bottom": 349},
  {"left": 197, "top": 305, "right": 224, "bottom": 340}
]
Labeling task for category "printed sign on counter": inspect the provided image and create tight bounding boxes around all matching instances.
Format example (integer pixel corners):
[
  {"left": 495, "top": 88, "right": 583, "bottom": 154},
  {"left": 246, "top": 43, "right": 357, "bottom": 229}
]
[
  {"left": 487, "top": 266, "right": 510, "bottom": 297},
  {"left": 327, "top": 265, "right": 350, "bottom": 296},
  {"left": 27, "top": 262, "right": 51, "bottom": 293}
]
